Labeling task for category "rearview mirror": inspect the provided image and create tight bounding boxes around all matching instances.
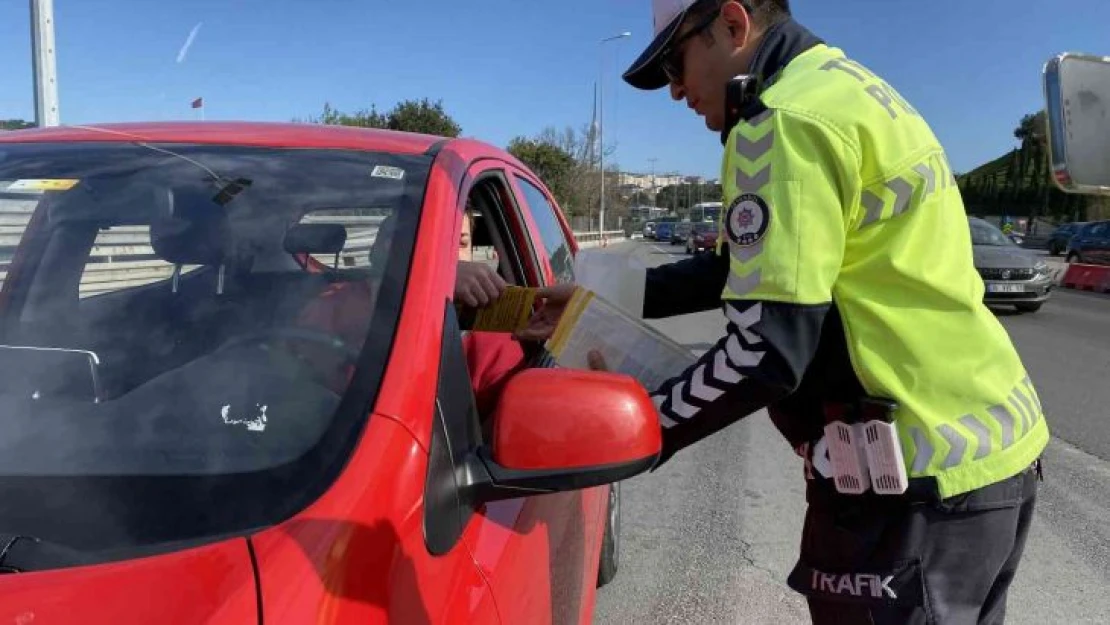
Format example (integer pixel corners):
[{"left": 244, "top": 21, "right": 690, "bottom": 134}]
[
  {"left": 467, "top": 368, "right": 662, "bottom": 503},
  {"left": 1043, "top": 53, "right": 1110, "bottom": 195}
]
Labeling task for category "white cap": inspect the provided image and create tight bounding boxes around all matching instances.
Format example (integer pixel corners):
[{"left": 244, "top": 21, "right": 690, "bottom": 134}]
[
  {"left": 653, "top": 0, "right": 696, "bottom": 37},
  {"left": 625, "top": 0, "right": 701, "bottom": 90}
]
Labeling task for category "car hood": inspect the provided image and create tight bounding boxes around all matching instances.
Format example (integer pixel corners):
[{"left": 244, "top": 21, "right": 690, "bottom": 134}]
[
  {"left": 973, "top": 245, "right": 1037, "bottom": 269},
  {"left": 0, "top": 539, "right": 258, "bottom": 624}
]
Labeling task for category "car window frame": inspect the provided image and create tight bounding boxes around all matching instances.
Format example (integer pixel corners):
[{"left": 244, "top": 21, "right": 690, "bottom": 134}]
[
  {"left": 506, "top": 171, "right": 576, "bottom": 286},
  {"left": 424, "top": 160, "right": 557, "bottom": 555}
]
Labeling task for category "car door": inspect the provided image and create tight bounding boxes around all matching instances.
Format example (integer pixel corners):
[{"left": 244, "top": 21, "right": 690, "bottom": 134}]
[
  {"left": 1092, "top": 222, "right": 1110, "bottom": 264},
  {"left": 448, "top": 163, "right": 603, "bottom": 625},
  {"left": 505, "top": 168, "right": 609, "bottom": 620}
]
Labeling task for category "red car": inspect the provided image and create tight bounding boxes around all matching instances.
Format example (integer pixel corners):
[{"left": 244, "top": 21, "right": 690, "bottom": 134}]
[
  {"left": 685, "top": 222, "right": 719, "bottom": 254},
  {"left": 0, "top": 122, "right": 661, "bottom": 624}
]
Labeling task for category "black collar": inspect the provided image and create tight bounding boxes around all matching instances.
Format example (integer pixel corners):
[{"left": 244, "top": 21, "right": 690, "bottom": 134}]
[{"left": 720, "top": 19, "right": 824, "bottom": 144}]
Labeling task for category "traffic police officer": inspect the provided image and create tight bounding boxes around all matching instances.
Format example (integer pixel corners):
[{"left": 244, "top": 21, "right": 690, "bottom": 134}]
[{"left": 525, "top": 1, "right": 1048, "bottom": 623}]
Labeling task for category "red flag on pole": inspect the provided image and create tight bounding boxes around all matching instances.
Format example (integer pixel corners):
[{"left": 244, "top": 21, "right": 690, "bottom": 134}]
[{"left": 191, "top": 97, "right": 203, "bottom": 109}]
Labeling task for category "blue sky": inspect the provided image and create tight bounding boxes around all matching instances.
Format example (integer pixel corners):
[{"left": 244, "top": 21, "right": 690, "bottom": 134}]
[{"left": 2, "top": 0, "right": 1108, "bottom": 179}]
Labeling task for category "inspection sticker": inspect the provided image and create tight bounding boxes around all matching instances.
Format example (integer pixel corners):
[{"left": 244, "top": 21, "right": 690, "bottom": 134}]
[
  {"left": 3, "top": 179, "right": 80, "bottom": 192},
  {"left": 371, "top": 166, "right": 405, "bottom": 180}
]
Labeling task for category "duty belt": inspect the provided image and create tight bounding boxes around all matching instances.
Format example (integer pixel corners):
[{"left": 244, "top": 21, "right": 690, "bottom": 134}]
[
  {"left": 799, "top": 398, "right": 1044, "bottom": 505},
  {"left": 795, "top": 398, "right": 912, "bottom": 498}
]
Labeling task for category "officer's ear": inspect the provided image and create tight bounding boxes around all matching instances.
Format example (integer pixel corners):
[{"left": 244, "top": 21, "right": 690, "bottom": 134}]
[{"left": 721, "top": 1, "right": 753, "bottom": 49}]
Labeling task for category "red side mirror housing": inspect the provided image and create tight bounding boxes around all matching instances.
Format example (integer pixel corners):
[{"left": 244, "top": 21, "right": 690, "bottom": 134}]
[
  {"left": 493, "top": 368, "right": 661, "bottom": 471},
  {"left": 466, "top": 368, "right": 661, "bottom": 503}
]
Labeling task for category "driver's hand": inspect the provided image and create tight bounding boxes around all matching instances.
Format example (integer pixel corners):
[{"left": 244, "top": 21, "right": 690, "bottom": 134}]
[
  {"left": 456, "top": 261, "right": 507, "bottom": 308},
  {"left": 515, "top": 282, "right": 578, "bottom": 342},
  {"left": 587, "top": 349, "right": 609, "bottom": 371}
]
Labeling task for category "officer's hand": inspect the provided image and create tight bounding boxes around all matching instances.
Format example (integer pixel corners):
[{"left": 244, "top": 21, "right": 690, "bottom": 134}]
[
  {"left": 587, "top": 349, "right": 609, "bottom": 371},
  {"left": 456, "top": 261, "right": 507, "bottom": 308},
  {"left": 516, "top": 282, "right": 578, "bottom": 342}
]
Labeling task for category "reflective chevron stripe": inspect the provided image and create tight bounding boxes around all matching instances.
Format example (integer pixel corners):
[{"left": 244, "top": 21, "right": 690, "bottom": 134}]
[
  {"left": 861, "top": 191, "right": 884, "bottom": 226},
  {"left": 959, "top": 415, "right": 992, "bottom": 460},
  {"left": 730, "top": 238, "right": 764, "bottom": 263},
  {"left": 1012, "top": 386, "right": 1037, "bottom": 430},
  {"left": 653, "top": 301, "right": 764, "bottom": 427},
  {"left": 1021, "top": 376, "right": 1043, "bottom": 418},
  {"left": 732, "top": 112, "right": 775, "bottom": 194},
  {"left": 909, "top": 427, "right": 933, "bottom": 474},
  {"left": 689, "top": 364, "right": 725, "bottom": 403},
  {"left": 725, "top": 334, "right": 764, "bottom": 368},
  {"left": 652, "top": 395, "right": 679, "bottom": 428},
  {"left": 712, "top": 349, "right": 744, "bottom": 384},
  {"left": 986, "top": 404, "right": 1016, "bottom": 448},
  {"left": 912, "top": 163, "right": 936, "bottom": 195},
  {"left": 937, "top": 424, "right": 967, "bottom": 469},
  {"left": 723, "top": 109, "right": 775, "bottom": 299},
  {"left": 669, "top": 382, "right": 698, "bottom": 419},
  {"left": 858, "top": 154, "right": 953, "bottom": 228},
  {"left": 727, "top": 267, "right": 762, "bottom": 297},
  {"left": 725, "top": 301, "right": 762, "bottom": 328},
  {"left": 905, "top": 377, "right": 1046, "bottom": 475},
  {"left": 735, "top": 165, "right": 771, "bottom": 191}
]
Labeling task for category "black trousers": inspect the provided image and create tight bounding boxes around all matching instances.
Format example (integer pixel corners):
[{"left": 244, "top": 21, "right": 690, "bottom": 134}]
[{"left": 787, "top": 464, "right": 1039, "bottom": 625}]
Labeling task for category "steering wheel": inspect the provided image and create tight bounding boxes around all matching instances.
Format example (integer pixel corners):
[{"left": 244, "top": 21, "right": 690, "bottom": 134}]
[{"left": 219, "top": 327, "right": 361, "bottom": 365}]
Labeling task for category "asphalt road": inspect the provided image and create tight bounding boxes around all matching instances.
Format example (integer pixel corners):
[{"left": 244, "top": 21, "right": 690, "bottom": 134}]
[{"left": 591, "top": 241, "right": 1110, "bottom": 625}]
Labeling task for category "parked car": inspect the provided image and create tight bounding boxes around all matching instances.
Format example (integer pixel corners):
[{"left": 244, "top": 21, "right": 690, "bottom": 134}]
[
  {"left": 1065, "top": 220, "right": 1110, "bottom": 265},
  {"left": 969, "top": 217, "right": 1053, "bottom": 313},
  {"left": 1047, "top": 221, "right": 1088, "bottom": 255},
  {"left": 654, "top": 220, "right": 676, "bottom": 242},
  {"left": 685, "top": 222, "right": 719, "bottom": 254},
  {"left": 671, "top": 221, "right": 693, "bottom": 245},
  {"left": 0, "top": 122, "right": 662, "bottom": 624},
  {"left": 642, "top": 221, "right": 656, "bottom": 238}
]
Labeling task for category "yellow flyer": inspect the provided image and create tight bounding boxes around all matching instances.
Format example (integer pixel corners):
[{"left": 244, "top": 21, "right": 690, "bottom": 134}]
[{"left": 469, "top": 286, "right": 538, "bottom": 333}]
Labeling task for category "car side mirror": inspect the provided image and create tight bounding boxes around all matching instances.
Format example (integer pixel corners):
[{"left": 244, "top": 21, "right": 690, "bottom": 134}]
[
  {"left": 1043, "top": 52, "right": 1110, "bottom": 195},
  {"left": 466, "top": 368, "right": 662, "bottom": 504}
]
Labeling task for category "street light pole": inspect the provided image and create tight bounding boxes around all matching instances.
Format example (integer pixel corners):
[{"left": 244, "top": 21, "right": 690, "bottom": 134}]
[
  {"left": 30, "top": 0, "right": 60, "bottom": 127},
  {"left": 599, "top": 31, "right": 630, "bottom": 236}
]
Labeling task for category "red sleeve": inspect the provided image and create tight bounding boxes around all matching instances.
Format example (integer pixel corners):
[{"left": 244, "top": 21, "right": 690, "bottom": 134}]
[
  {"left": 297, "top": 281, "right": 373, "bottom": 347},
  {"left": 462, "top": 332, "right": 526, "bottom": 416}
]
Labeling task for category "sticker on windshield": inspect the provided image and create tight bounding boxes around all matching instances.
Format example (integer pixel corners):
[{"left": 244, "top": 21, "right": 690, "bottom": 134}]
[
  {"left": 371, "top": 165, "right": 405, "bottom": 180},
  {"left": 220, "top": 403, "right": 269, "bottom": 433},
  {"left": 3, "top": 179, "right": 80, "bottom": 193}
]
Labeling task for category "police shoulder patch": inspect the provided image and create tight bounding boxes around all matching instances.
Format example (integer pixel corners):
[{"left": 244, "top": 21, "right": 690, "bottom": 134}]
[{"left": 725, "top": 193, "right": 770, "bottom": 247}]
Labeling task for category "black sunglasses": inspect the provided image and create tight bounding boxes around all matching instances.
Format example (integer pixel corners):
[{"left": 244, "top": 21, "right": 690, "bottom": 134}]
[{"left": 660, "top": 1, "right": 753, "bottom": 85}]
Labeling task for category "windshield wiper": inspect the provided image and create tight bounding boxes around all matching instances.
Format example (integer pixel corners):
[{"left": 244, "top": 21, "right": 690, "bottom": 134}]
[{"left": 0, "top": 534, "right": 92, "bottom": 573}]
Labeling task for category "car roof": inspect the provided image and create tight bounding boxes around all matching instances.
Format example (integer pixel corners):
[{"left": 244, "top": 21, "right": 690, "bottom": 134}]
[{"left": 0, "top": 121, "right": 514, "bottom": 160}]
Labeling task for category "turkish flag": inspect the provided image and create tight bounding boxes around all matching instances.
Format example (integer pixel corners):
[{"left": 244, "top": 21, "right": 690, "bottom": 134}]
[{"left": 191, "top": 97, "right": 203, "bottom": 109}]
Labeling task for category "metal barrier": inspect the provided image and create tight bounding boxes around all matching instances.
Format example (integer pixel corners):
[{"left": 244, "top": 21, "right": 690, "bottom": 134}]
[
  {"left": 573, "top": 230, "right": 628, "bottom": 249},
  {"left": 0, "top": 194, "right": 630, "bottom": 297}
]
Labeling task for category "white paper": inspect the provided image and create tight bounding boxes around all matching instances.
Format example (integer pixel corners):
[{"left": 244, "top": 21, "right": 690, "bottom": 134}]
[
  {"left": 572, "top": 249, "right": 647, "bottom": 319},
  {"left": 550, "top": 292, "right": 695, "bottom": 392}
]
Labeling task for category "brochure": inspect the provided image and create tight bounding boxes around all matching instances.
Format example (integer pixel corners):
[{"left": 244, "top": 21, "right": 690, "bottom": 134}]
[{"left": 545, "top": 288, "right": 695, "bottom": 391}]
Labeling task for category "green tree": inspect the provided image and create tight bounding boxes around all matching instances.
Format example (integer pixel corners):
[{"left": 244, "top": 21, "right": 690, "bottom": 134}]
[
  {"left": 0, "top": 119, "right": 34, "bottom": 131},
  {"left": 506, "top": 136, "right": 577, "bottom": 208},
  {"left": 385, "top": 98, "right": 461, "bottom": 137},
  {"left": 304, "top": 98, "right": 461, "bottom": 137}
]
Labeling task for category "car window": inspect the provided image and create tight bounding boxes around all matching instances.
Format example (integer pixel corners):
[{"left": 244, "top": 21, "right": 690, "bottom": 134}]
[
  {"left": 0, "top": 142, "right": 430, "bottom": 561},
  {"left": 514, "top": 176, "right": 574, "bottom": 283},
  {"left": 1090, "top": 222, "right": 1110, "bottom": 237},
  {"left": 969, "top": 219, "right": 1014, "bottom": 247}
]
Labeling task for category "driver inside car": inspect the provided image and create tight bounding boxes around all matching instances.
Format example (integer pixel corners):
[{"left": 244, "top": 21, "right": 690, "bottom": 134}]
[{"left": 295, "top": 206, "right": 527, "bottom": 418}]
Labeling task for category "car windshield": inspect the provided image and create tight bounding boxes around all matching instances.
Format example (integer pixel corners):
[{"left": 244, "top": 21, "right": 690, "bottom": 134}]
[
  {"left": 0, "top": 141, "right": 427, "bottom": 561},
  {"left": 969, "top": 219, "right": 1014, "bottom": 247},
  {"left": 693, "top": 223, "right": 716, "bottom": 234}
]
